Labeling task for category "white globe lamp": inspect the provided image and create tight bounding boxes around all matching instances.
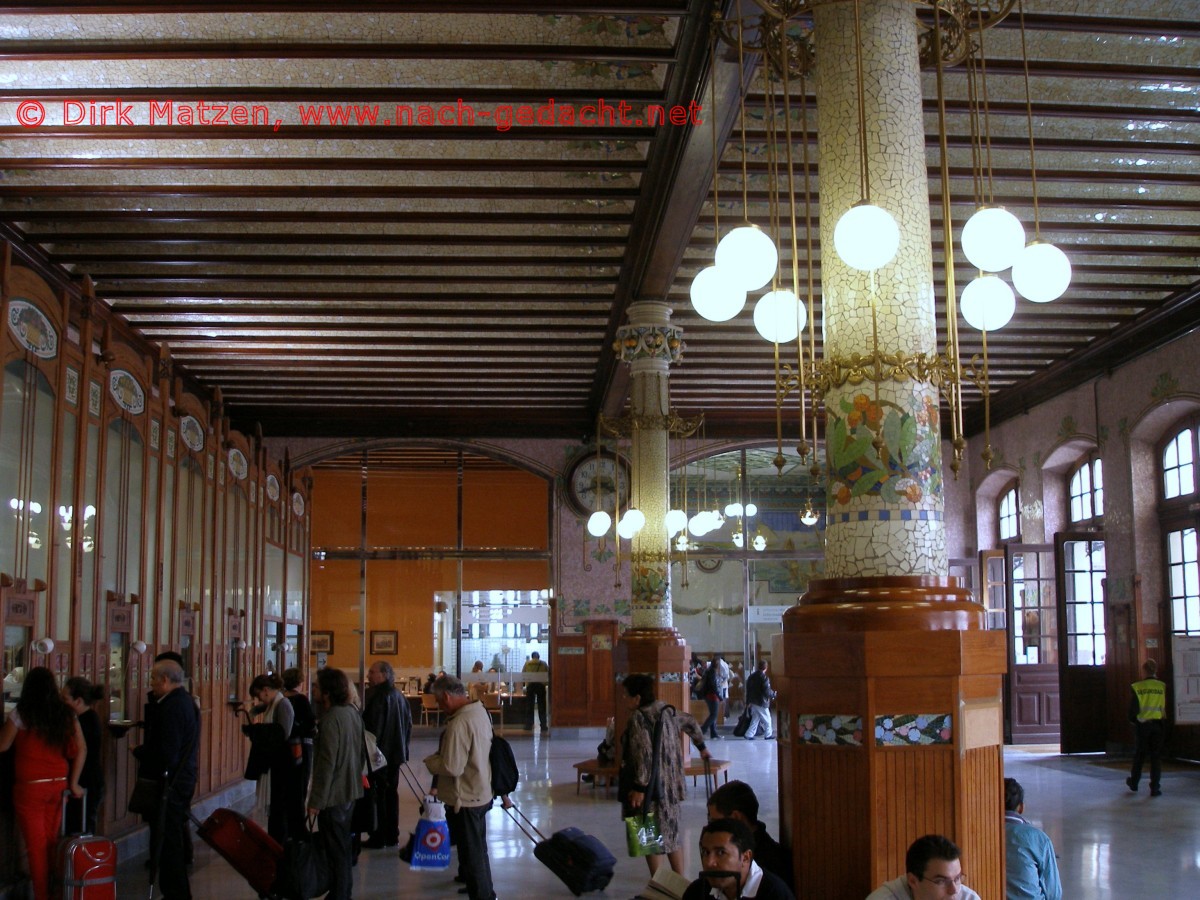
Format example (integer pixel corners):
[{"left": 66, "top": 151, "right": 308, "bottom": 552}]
[
  {"left": 690, "top": 265, "right": 747, "bottom": 322},
  {"left": 1012, "top": 241, "right": 1072, "bottom": 303},
  {"left": 961, "top": 206, "right": 1025, "bottom": 273},
  {"left": 752, "top": 534, "right": 767, "bottom": 551},
  {"left": 753, "top": 290, "right": 804, "bottom": 343},
  {"left": 960, "top": 274, "right": 1016, "bottom": 332},
  {"left": 664, "top": 508, "right": 688, "bottom": 537},
  {"left": 744, "top": 502, "right": 758, "bottom": 517},
  {"left": 586, "top": 510, "right": 611, "bottom": 537},
  {"left": 833, "top": 202, "right": 900, "bottom": 271},
  {"left": 715, "top": 224, "right": 778, "bottom": 291}
]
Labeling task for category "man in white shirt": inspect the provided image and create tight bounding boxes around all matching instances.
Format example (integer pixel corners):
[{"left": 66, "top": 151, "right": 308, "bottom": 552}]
[
  {"left": 681, "top": 818, "right": 794, "bottom": 900},
  {"left": 866, "top": 834, "right": 981, "bottom": 900}
]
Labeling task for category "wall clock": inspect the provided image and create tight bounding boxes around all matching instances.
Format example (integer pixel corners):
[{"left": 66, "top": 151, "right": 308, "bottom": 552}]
[{"left": 565, "top": 447, "right": 631, "bottom": 519}]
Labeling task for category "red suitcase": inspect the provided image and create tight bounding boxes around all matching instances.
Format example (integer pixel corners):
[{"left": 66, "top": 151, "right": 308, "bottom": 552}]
[
  {"left": 56, "top": 790, "right": 118, "bottom": 899},
  {"left": 190, "top": 807, "right": 283, "bottom": 898}
]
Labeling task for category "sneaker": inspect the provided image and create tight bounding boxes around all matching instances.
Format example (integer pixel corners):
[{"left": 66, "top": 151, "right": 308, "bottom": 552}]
[
  {"left": 1151, "top": 788, "right": 1162, "bottom": 797},
  {"left": 1126, "top": 777, "right": 1138, "bottom": 792},
  {"left": 764, "top": 734, "right": 775, "bottom": 740},
  {"left": 744, "top": 736, "right": 755, "bottom": 741}
]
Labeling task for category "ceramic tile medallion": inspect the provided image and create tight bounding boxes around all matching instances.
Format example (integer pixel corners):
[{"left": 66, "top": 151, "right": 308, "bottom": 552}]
[
  {"left": 227, "top": 447, "right": 248, "bottom": 481},
  {"left": 797, "top": 715, "right": 863, "bottom": 746},
  {"left": 7, "top": 299, "right": 57, "bottom": 359},
  {"left": 874, "top": 714, "right": 952, "bottom": 747},
  {"left": 108, "top": 369, "right": 145, "bottom": 415},
  {"left": 179, "top": 415, "right": 205, "bottom": 453}
]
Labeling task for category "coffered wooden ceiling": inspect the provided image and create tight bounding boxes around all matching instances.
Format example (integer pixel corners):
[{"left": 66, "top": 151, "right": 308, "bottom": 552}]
[{"left": 1, "top": 1, "right": 1197, "bottom": 440}]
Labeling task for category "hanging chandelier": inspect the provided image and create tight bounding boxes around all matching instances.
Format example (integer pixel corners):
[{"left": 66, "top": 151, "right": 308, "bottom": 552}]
[{"left": 689, "top": 0, "right": 1069, "bottom": 478}]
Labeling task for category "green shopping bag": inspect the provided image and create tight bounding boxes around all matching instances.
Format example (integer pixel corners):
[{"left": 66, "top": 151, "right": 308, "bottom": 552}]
[{"left": 625, "top": 808, "right": 665, "bottom": 857}]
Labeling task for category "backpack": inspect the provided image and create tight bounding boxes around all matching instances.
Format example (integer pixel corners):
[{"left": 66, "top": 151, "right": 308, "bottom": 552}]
[{"left": 490, "top": 731, "right": 519, "bottom": 797}]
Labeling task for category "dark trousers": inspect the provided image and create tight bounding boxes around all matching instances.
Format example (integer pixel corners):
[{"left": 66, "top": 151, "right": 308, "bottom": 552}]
[
  {"left": 528, "top": 684, "right": 548, "bottom": 729},
  {"left": 1130, "top": 719, "right": 1166, "bottom": 791},
  {"left": 267, "top": 760, "right": 294, "bottom": 844},
  {"left": 701, "top": 696, "right": 719, "bottom": 737},
  {"left": 370, "top": 763, "right": 401, "bottom": 845},
  {"left": 156, "top": 786, "right": 195, "bottom": 900},
  {"left": 318, "top": 801, "right": 356, "bottom": 900},
  {"left": 447, "top": 802, "right": 495, "bottom": 900}
]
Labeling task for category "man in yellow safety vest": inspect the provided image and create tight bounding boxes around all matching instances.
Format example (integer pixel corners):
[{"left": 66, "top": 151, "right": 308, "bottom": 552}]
[{"left": 1126, "top": 658, "right": 1167, "bottom": 797}]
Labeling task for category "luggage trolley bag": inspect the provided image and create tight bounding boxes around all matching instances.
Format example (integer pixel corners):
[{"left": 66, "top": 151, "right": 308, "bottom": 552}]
[
  {"left": 57, "top": 789, "right": 118, "bottom": 899},
  {"left": 189, "top": 807, "right": 283, "bottom": 898},
  {"left": 503, "top": 803, "right": 616, "bottom": 896}
]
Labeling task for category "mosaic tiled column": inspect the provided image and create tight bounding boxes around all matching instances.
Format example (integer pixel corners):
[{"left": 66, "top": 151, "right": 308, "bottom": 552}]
[
  {"left": 611, "top": 300, "right": 687, "bottom": 714},
  {"left": 814, "top": 0, "right": 944, "bottom": 577},
  {"left": 776, "top": 3, "right": 1004, "bottom": 898}
]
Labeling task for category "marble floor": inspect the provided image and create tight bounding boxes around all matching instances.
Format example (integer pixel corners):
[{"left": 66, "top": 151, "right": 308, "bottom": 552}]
[{"left": 116, "top": 727, "right": 1200, "bottom": 899}]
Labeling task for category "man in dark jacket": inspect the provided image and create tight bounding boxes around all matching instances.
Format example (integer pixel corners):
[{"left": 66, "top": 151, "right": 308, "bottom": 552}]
[
  {"left": 743, "top": 660, "right": 775, "bottom": 740},
  {"left": 135, "top": 659, "right": 200, "bottom": 900},
  {"left": 362, "top": 660, "right": 413, "bottom": 848}
]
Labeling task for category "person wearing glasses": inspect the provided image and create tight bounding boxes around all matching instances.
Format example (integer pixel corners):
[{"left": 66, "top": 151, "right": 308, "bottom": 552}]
[{"left": 866, "top": 834, "right": 980, "bottom": 899}]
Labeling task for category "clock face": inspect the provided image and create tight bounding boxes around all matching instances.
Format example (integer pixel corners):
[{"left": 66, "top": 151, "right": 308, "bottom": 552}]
[{"left": 567, "top": 450, "right": 630, "bottom": 517}]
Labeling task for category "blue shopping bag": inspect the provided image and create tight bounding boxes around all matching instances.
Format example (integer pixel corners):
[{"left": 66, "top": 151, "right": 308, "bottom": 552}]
[{"left": 408, "top": 797, "right": 451, "bottom": 870}]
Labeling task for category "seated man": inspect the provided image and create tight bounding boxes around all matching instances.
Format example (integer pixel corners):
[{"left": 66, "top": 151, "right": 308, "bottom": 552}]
[
  {"left": 707, "top": 780, "right": 793, "bottom": 890},
  {"left": 866, "top": 834, "right": 981, "bottom": 900},
  {"left": 682, "top": 818, "right": 794, "bottom": 900},
  {"left": 1004, "top": 778, "right": 1062, "bottom": 900}
]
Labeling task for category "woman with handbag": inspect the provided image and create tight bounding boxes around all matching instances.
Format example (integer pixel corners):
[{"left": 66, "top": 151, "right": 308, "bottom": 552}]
[
  {"left": 0, "top": 666, "right": 86, "bottom": 900},
  {"left": 248, "top": 673, "right": 299, "bottom": 843},
  {"left": 619, "top": 673, "right": 711, "bottom": 878}
]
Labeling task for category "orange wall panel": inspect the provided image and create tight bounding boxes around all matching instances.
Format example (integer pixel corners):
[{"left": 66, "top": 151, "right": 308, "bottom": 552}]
[
  {"left": 310, "top": 471, "right": 362, "bottom": 547},
  {"left": 365, "top": 559, "right": 458, "bottom": 667},
  {"left": 366, "top": 471, "right": 458, "bottom": 548},
  {"left": 462, "top": 469, "right": 548, "bottom": 549}
]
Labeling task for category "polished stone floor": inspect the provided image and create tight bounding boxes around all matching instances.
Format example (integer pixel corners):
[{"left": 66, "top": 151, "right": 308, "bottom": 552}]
[{"left": 116, "top": 727, "right": 1200, "bottom": 899}]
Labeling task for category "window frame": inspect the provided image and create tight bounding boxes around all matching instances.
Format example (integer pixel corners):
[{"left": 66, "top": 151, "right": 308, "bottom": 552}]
[{"left": 998, "top": 481, "right": 1020, "bottom": 543}]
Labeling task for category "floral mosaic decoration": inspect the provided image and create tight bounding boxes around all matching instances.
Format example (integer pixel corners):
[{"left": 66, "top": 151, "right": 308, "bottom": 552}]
[
  {"left": 874, "top": 714, "right": 952, "bottom": 746},
  {"left": 827, "top": 393, "right": 941, "bottom": 506},
  {"left": 797, "top": 715, "right": 863, "bottom": 746}
]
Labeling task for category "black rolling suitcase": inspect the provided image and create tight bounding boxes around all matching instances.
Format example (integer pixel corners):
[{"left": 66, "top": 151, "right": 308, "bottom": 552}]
[
  {"left": 732, "top": 708, "right": 752, "bottom": 737},
  {"left": 504, "top": 803, "right": 615, "bottom": 896}
]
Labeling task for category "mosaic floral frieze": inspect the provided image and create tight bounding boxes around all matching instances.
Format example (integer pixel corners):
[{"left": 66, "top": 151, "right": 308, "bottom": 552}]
[
  {"left": 875, "top": 714, "right": 952, "bottom": 747},
  {"left": 797, "top": 715, "right": 863, "bottom": 746},
  {"left": 827, "top": 393, "right": 941, "bottom": 505}
]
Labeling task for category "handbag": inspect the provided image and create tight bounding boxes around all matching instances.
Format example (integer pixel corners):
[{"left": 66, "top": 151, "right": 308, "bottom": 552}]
[
  {"left": 274, "top": 821, "right": 331, "bottom": 900},
  {"left": 127, "top": 775, "right": 165, "bottom": 817},
  {"left": 624, "top": 808, "right": 665, "bottom": 857},
  {"left": 362, "top": 728, "right": 387, "bottom": 776}
]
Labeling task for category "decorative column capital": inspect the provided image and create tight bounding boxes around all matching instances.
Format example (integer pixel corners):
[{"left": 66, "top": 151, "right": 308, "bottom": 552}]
[{"left": 613, "top": 323, "right": 685, "bottom": 366}]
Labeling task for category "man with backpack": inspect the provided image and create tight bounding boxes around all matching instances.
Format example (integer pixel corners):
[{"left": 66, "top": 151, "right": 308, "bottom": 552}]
[{"left": 424, "top": 674, "right": 497, "bottom": 900}]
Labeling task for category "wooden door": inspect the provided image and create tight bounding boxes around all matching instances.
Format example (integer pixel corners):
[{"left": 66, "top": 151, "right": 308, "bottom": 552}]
[
  {"left": 1006, "top": 543, "right": 1060, "bottom": 743},
  {"left": 1055, "top": 532, "right": 1108, "bottom": 753}
]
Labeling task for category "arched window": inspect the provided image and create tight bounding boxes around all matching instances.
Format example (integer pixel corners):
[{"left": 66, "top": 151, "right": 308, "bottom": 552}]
[
  {"left": 1069, "top": 456, "right": 1104, "bottom": 524},
  {"left": 999, "top": 485, "right": 1020, "bottom": 541},
  {"left": 1162, "top": 425, "right": 1196, "bottom": 501},
  {"left": 1160, "top": 418, "right": 1200, "bottom": 639}
]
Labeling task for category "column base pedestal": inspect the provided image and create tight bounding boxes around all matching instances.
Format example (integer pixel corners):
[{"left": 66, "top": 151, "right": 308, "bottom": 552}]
[{"left": 773, "top": 576, "right": 1005, "bottom": 899}]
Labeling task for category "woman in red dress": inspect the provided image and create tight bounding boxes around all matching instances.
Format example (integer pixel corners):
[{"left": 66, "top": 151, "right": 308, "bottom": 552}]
[{"left": 0, "top": 666, "right": 86, "bottom": 900}]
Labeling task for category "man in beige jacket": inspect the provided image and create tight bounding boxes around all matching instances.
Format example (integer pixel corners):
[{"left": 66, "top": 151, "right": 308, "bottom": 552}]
[{"left": 425, "top": 675, "right": 495, "bottom": 900}]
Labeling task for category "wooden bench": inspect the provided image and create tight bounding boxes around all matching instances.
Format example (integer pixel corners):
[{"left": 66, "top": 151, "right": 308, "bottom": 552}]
[
  {"left": 573, "top": 758, "right": 619, "bottom": 794},
  {"left": 572, "top": 757, "right": 731, "bottom": 794},
  {"left": 685, "top": 757, "right": 731, "bottom": 788}
]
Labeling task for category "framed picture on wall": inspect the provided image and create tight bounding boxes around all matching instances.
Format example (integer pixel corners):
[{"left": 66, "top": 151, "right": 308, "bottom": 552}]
[
  {"left": 311, "top": 631, "right": 333, "bottom": 654},
  {"left": 370, "top": 630, "right": 398, "bottom": 655}
]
